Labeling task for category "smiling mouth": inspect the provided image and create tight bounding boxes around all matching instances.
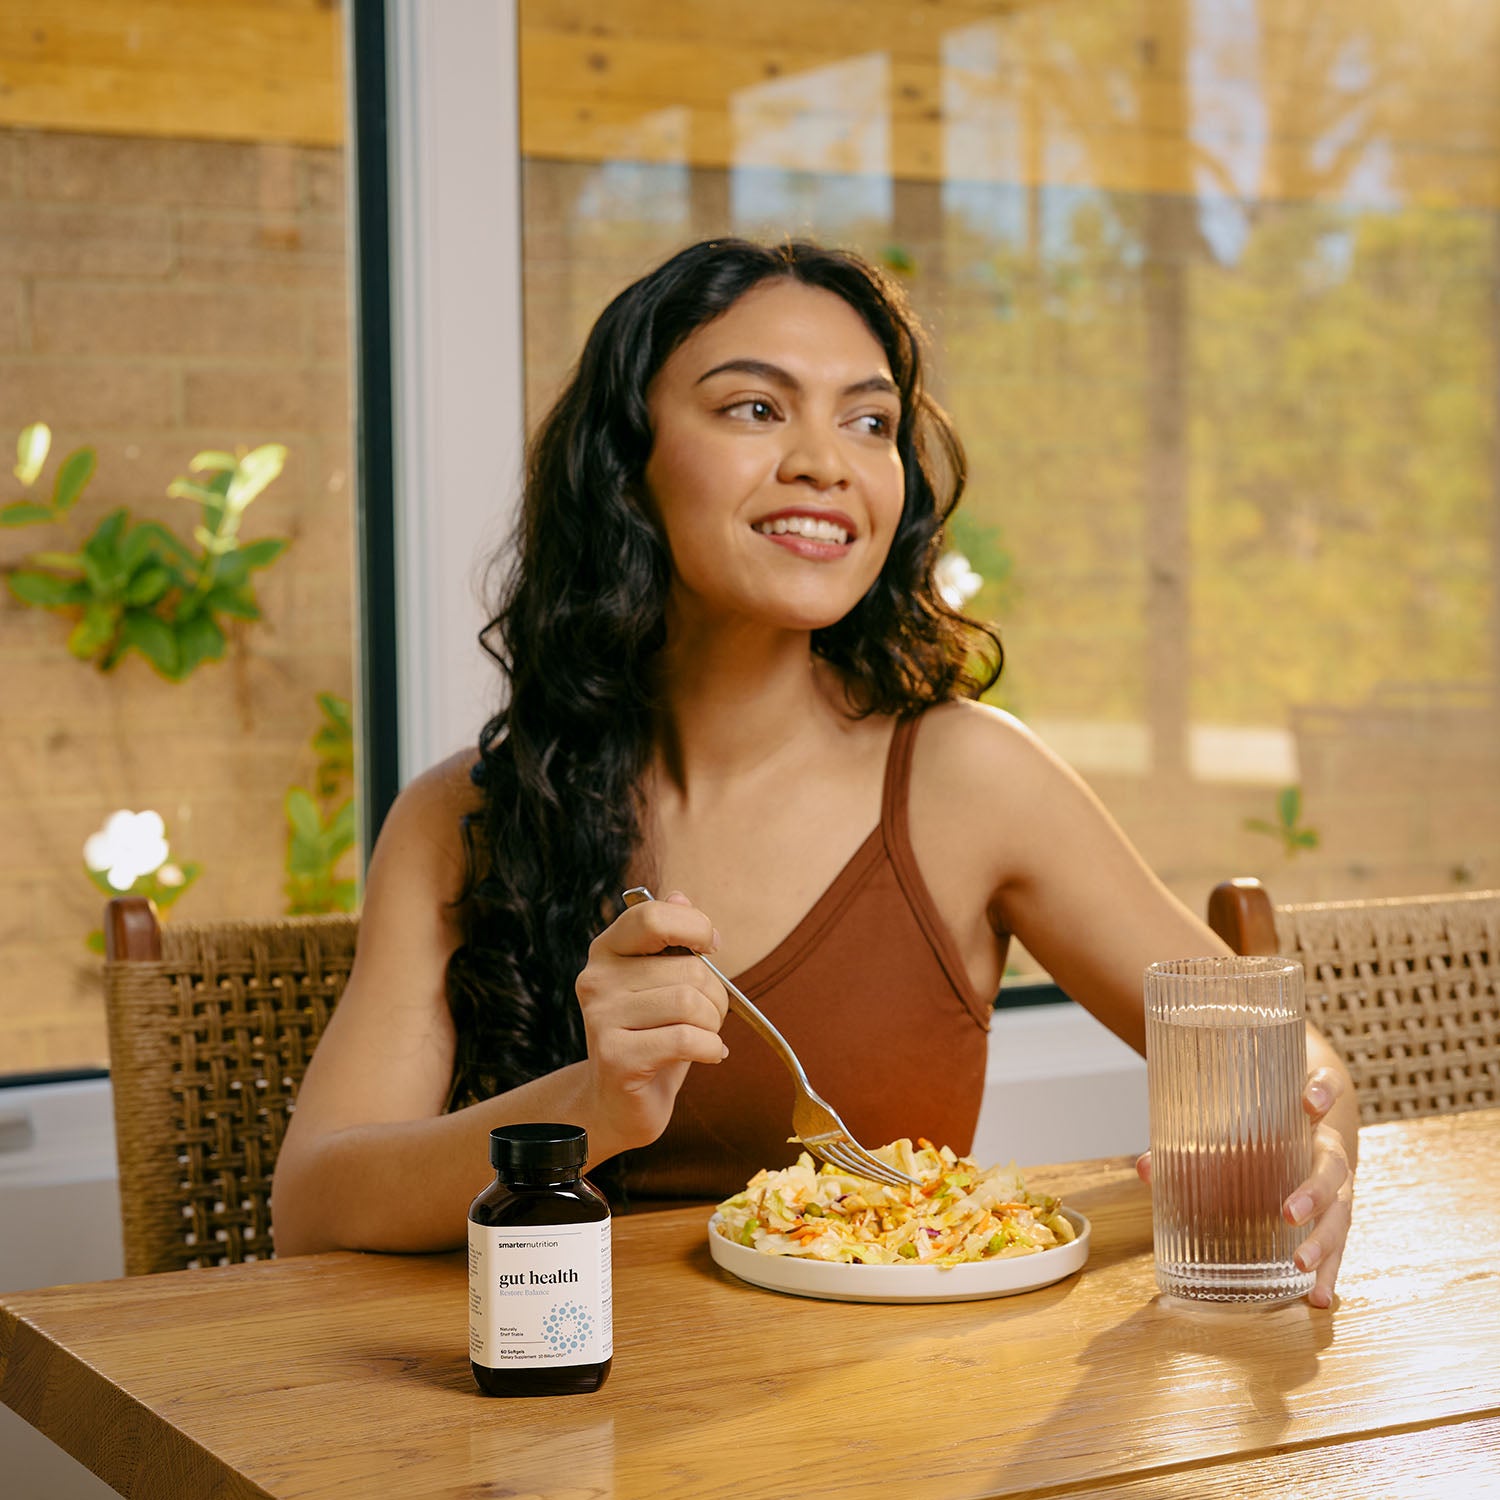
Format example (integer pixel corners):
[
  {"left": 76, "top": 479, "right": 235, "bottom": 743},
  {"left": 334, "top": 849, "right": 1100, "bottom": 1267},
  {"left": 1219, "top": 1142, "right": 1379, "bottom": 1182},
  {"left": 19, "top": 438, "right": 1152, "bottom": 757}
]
[{"left": 752, "top": 515, "right": 852, "bottom": 546}]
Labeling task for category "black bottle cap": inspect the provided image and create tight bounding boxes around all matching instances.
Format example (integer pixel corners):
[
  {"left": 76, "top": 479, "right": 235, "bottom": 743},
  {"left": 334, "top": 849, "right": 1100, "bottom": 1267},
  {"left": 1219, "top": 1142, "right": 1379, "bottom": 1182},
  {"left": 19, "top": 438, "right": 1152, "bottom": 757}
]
[{"left": 490, "top": 1123, "right": 588, "bottom": 1174}]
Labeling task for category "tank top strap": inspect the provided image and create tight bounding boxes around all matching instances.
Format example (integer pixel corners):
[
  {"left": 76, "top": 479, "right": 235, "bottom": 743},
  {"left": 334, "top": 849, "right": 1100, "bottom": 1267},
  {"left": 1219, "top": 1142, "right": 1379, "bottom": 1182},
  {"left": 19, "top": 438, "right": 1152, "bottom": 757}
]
[{"left": 879, "top": 713, "right": 992, "bottom": 1026}]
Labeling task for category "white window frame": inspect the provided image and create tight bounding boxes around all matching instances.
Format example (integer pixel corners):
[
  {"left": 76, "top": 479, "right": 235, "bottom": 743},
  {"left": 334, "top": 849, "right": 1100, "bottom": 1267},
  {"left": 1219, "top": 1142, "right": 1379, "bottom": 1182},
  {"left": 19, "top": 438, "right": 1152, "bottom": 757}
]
[{"left": 386, "top": 0, "right": 526, "bottom": 779}]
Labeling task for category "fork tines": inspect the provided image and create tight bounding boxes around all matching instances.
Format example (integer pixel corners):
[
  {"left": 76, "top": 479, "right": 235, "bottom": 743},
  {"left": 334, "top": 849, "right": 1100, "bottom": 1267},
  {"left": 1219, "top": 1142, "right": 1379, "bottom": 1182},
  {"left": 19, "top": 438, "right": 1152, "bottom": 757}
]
[{"left": 809, "top": 1139, "right": 918, "bottom": 1189}]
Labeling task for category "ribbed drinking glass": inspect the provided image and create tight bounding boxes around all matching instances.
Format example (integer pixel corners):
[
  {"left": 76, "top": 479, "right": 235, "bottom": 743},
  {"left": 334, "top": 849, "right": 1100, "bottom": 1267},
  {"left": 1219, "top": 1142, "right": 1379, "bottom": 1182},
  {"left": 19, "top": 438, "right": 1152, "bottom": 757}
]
[{"left": 1145, "top": 956, "right": 1315, "bottom": 1304}]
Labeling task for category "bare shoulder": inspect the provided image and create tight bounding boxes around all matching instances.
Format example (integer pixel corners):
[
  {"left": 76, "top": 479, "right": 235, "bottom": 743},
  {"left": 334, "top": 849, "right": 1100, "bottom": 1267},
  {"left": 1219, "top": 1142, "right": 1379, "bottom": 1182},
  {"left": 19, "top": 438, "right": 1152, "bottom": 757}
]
[
  {"left": 910, "top": 699, "right": 1078, "bottom": 806},
  {"left": 368, "top": 747, "right": 483, "bottom": 900},
  {"left": 907, "top": 699, "right": 1110, "bottom": 894},
  {"left": 393, "top": 746, "right": 482, "bottom": 821}
]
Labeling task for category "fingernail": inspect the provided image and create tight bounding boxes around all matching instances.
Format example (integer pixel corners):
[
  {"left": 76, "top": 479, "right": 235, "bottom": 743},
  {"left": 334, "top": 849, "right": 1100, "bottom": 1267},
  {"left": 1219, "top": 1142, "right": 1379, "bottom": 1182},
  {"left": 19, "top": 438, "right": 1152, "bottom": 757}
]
[
  {"left": 1308, "top": 1286, "right": 1332, "bottom": 1308},
  {"left": 1286, "top": 1193, "right": 1314, "bottom": 1225},
  {"left": 711, "top": 928, "right": 721, "bottom": 952},
  {"left": 720, "top": 1042, "right": 729, "bottom": 1060},
  {"left": 1307, "top": 1084, "right": 1331, "bottom": 1112},
  {"left": 1295, "top": 1240, "right": 1322, "bottom": 1271}
]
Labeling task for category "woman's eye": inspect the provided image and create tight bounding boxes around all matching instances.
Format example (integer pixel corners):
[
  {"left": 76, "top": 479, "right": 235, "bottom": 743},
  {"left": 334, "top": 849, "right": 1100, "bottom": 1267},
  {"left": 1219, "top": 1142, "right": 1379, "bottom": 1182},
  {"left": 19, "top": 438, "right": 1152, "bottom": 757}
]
[
  {"left": 854, "top": 412, "right": 896, "bottom": 438},
  {"left": 724, "top": 399, "right": 777, "bottom": 422}
]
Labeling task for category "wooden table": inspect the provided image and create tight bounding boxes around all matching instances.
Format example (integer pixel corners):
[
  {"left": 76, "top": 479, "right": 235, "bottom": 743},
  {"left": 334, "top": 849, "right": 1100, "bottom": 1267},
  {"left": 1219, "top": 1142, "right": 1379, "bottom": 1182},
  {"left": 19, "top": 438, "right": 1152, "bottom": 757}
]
[{"left": 3, "top": 1110, "right": 1498, "bottom": 1500}]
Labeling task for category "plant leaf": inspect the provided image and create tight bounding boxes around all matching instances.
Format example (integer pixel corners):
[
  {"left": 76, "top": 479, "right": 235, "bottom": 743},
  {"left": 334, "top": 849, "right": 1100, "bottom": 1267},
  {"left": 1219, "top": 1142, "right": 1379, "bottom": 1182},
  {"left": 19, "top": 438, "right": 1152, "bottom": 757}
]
[
  {"left": 1277, "top": 785, "right": 1301, "bottom": 829},
  {"left": 201, "top": 583, "right": 260, "bottom": 619},
  {"left": 1243, "top": 817, "right": 1276, "bottom": 837},
  {"left": 129, "top": 520, "right": 197, "bottom": 567},
  {"left": 78, "top": 517, "right": 132, "bottom": 594},
  {"left": 28, "top": 550, "right": 82, "bottom": 570},
  {"left": 86, "top": 508, "right": 128, "bottom": 557},
  {"left": 15, "top": 422, "right": 50, "bottom": 486},
  {"left": 152, "top": 862, "right": 202, "bottom": 911},
  {"left": 211, "top": 550, "right": 249, "bottom": 587},
  {"left": 318, "top": 692, "right": 353, "bottom": 732},
  {"left": 327, "top": 799, "right": 357, "bottom": 848},
  {"left": 52, "top": 446, "right": 96, "bottom": 513},
  {"left": 237, "top": 536, "right": 289, "bottom": 572},
  {"left": 312, "top": 727, "right": 354, "bottom": 761},
  {"left": 189, "top": 450, "right": 240, "bottom": 473},
  {"left": 286, "top": 842, "right": 326, "bottom": 876},
  {"left": 0, "top": 500, "right": 54, "bottom": 527},
  {"left": 226, "top": 444, "right": 287, "bottom": 511},
  {"left": 119, "top": 610, "right": 180, "bottom": 677},
  {"left": 68, "top": 601, "right": 120, "bottom": 660},
  {"left": 167, "top": 478, "right": 227, "bottom": 510},
  {"left": 119, "top": 526, "right": 160, "bottom": 575},
  {"left": 285, "top": 787, "right": 323, "bottom": 843},
  {"left": 174, "top": 613, "right": 226, "bottom": 675},
  {"left": 124, "top": 565, "right": 173, "bottom": 607},
  {"left": 8, "top": 570, "right": 90, "bottom": 607}
]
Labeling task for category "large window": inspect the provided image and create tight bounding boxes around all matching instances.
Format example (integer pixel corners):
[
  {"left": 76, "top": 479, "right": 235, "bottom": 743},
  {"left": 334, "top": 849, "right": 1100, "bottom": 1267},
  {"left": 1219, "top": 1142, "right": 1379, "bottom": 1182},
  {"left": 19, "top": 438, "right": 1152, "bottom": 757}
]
[
  {"left": 0, "top": 1, "right": 359, "bottom": 1074},
  {"left": 518, "top": 0, "right": 1500, "bottom": 976}
]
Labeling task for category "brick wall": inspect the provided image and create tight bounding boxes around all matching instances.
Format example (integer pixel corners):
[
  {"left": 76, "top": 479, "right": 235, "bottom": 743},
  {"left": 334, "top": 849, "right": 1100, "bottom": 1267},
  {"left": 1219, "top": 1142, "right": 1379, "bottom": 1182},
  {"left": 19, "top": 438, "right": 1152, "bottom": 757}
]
[{"left": 0, "top": 128, "right": 355, "bottom": 1072}]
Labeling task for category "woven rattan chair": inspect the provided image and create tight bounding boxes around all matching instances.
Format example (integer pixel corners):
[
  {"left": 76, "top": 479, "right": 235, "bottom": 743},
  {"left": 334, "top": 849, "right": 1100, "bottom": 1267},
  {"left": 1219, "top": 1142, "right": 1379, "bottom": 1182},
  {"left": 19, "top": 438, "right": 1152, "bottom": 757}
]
[
  {"left": 103, "top": 895, "right": 358, "bottom": 1275},
  {"left": 1207, "top": 878, "right": 1500, "bottom": 1124}
]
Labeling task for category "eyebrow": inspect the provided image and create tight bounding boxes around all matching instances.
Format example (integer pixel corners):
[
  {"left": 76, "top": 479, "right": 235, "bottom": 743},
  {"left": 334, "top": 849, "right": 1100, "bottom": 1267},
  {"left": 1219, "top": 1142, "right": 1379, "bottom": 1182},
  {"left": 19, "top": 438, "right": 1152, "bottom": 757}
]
[{"left": 694, "top": 358, "right": 899, "bottom": 400}]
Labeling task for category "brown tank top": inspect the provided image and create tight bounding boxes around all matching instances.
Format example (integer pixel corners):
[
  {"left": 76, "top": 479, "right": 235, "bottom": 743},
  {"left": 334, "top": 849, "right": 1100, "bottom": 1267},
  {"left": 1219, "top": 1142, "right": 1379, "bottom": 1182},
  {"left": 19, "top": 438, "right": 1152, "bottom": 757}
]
[{"left": 617, "top": 713, "right": 992, "bottom": 1209}]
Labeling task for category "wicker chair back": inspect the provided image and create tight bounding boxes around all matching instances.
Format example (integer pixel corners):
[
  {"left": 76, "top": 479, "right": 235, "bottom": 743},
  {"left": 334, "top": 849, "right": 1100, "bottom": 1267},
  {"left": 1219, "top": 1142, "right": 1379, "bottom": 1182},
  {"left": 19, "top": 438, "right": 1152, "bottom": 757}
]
[
  {"left": 1207, "top": 879, "right": 1500, "bottom": 1123},
  {"left": 103, "top": 895, "right": 358, "bottom": 1275}
]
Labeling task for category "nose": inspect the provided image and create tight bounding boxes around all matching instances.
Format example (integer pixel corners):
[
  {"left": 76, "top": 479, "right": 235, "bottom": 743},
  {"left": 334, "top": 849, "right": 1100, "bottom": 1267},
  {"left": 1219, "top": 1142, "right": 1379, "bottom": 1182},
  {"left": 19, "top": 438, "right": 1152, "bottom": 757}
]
[{"left": 775, "top": 419, "right": 849, "bottom": 491}]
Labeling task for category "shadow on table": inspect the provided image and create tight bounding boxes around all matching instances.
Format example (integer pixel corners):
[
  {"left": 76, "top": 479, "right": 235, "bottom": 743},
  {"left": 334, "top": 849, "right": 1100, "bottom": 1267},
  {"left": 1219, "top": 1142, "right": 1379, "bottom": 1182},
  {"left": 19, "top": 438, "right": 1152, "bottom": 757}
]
[{"left": 982, "top": 1281, "right": 1336, "bottom": 1495}]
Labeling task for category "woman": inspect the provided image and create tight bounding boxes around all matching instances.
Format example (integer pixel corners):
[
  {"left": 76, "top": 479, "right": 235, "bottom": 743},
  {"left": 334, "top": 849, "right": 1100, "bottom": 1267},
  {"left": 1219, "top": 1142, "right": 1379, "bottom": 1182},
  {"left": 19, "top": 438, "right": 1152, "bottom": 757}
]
[{"left": 272, "top": 239, "right": 1355, "bottom": 1305}]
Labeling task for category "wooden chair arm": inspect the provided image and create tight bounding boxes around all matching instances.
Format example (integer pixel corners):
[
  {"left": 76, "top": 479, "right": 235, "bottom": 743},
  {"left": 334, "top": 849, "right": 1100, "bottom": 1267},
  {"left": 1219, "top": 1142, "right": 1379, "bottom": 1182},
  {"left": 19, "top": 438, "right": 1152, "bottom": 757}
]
[
  {"left": 106, "top": 896, "right": 163, "bottom": 961},
  {"left": 1207, "top": 878, "right": 1279, "bottom": 956}
]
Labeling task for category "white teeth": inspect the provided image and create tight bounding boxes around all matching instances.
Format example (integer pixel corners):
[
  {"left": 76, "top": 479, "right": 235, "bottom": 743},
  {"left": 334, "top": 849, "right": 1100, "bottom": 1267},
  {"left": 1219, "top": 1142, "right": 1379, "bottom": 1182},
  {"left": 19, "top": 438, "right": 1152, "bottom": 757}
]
[{"left": 755, "top": 516, "right": 850, "bottom": 545}]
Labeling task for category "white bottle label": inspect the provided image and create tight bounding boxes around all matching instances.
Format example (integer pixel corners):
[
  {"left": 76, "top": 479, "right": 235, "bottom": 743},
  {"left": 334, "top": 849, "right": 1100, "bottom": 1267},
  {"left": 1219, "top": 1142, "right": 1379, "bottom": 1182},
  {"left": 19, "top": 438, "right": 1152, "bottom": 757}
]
[{"left": 468, "top": 1219, "right": 613, "bottom": 1369}]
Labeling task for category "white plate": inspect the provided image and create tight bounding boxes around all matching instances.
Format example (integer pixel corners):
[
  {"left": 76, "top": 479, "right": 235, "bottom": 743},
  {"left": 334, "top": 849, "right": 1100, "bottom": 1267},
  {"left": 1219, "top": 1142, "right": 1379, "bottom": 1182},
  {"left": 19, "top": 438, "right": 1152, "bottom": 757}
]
[{"left": 706, "top": 1208, "right": 1090, "bottom": 1304}]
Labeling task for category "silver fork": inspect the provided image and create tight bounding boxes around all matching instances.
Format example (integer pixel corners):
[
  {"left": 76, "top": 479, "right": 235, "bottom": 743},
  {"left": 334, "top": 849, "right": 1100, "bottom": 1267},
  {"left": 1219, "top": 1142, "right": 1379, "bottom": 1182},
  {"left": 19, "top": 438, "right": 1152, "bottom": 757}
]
[{"left": 621, "top": 887, "right": 918, "bottom": 1188}]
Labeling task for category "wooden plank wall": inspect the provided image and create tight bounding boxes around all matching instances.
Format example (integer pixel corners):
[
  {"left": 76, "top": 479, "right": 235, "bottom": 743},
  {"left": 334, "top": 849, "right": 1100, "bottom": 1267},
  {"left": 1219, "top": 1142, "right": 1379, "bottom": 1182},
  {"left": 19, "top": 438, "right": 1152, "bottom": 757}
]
[
  {"left": 0, "top": 0, "right": 344, "bottom": 145},
  {"left": 517, "top": 0, "right": 1500, "bottom": 207},
  {"left": 4, "top": 0, "right": 1496, "bottom": 208}
]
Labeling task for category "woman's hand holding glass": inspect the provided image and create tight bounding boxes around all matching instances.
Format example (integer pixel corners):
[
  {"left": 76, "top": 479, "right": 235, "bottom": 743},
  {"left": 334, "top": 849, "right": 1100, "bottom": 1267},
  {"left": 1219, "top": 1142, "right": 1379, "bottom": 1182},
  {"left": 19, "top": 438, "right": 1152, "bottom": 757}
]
[
  {"left": 1136, "top": 1062, "right": 1354, "bottom": 1308},
  {"left": 574, "top": 890, "right": 729, "bottom": 1155},
  {"left": 1285, "top": 1065, "right": 1355, "bottom": 1307}
]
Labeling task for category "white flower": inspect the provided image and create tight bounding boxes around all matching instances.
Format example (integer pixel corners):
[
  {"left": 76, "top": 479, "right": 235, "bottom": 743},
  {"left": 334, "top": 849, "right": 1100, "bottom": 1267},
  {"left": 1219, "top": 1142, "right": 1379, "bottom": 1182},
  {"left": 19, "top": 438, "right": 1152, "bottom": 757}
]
[
  {"left": 83, "top": 810, "right": 170, "bottom": 891},
  {"left": 935, "top": 550, "right": 983, "bottom": 610}
]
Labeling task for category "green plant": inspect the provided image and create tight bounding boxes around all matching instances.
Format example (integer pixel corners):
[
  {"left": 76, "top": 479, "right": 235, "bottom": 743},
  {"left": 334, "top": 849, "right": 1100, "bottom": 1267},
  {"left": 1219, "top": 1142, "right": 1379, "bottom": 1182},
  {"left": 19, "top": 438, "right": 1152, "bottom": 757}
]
[
  {"left": 1244, "top": 785, "right": 1321, "bottom": 858},
  {"left": 285, "top": 693, "right": 358, "bottom": 914},
  {"left": 879, "top": 244, "right": 917, "bottom": 276},
  {"left": 3, "top": 423, "right": 290, "bottom": 680}
]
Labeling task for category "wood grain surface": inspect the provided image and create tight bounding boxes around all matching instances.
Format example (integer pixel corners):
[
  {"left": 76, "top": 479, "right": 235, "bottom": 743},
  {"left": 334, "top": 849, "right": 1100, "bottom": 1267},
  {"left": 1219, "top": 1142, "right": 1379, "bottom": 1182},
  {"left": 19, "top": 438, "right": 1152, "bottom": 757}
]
[
  {"left": 3, "top": 1111, "right": 1498, "bottom": 1500},
  {"left": 0, "top": 1, "right": 344, "bottom": 146}
]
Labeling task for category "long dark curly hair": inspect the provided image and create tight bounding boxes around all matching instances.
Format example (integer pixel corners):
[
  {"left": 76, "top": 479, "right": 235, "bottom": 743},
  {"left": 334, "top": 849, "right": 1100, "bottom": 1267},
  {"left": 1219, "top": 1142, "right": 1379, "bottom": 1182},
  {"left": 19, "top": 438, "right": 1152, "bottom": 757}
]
[{"left": 445, "top": 237, "right": 1002, "bottom": 1113}]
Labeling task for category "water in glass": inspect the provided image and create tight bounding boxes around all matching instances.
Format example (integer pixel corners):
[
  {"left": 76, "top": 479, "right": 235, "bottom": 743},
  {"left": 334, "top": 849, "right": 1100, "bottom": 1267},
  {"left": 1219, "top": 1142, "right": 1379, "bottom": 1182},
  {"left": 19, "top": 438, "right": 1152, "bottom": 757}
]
[{"left": 1146, "top": 957, "right": 1315, "bottom": 1304}]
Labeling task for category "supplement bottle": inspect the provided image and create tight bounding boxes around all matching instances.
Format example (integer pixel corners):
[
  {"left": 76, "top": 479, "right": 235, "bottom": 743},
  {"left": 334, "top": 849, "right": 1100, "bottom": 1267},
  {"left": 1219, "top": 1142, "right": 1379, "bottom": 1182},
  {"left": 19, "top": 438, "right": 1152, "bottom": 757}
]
[{"left": 467, "top": 1123, "right": 613, "bottom": 1396}]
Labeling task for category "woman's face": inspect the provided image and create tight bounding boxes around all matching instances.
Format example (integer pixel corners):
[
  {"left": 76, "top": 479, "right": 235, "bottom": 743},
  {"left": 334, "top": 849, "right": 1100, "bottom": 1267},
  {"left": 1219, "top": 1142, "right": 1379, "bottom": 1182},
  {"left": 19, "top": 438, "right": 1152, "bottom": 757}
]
[{"left": 643, "top": 278, "right": 905, "bottom": 634}]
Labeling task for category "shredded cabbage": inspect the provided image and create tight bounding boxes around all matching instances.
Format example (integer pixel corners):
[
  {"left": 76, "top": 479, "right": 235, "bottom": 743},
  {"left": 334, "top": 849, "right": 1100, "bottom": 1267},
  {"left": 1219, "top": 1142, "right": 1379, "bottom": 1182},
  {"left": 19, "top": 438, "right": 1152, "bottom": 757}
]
[{"left": 714, "top": 1137, "right": 1075, "bottom": 1266}]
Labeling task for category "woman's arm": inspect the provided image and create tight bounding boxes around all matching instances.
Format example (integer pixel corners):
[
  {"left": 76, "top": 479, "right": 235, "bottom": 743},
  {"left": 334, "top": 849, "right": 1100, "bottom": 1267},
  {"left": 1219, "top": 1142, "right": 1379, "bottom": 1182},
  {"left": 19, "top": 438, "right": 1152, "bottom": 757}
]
[
  {"left": 271, "top": 756, "right": 727, "bottom": 1256},
  {"left": 912, "top": 701, "right": 1357, "bottom": 1304}
]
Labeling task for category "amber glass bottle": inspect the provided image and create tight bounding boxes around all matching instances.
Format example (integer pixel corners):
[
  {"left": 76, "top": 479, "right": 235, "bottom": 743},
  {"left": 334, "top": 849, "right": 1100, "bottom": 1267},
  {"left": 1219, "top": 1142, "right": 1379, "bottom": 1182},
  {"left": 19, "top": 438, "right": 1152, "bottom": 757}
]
[{"left": 467, "top": 1124, "right": 613, "bottom": 1397}]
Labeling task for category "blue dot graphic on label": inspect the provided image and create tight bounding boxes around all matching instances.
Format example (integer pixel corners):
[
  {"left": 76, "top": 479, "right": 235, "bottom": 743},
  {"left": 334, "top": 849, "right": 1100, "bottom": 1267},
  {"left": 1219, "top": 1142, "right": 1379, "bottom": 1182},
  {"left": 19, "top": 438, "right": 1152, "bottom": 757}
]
[{"left": 540, "top": 1300, "right": 593, "bottom": 1355}]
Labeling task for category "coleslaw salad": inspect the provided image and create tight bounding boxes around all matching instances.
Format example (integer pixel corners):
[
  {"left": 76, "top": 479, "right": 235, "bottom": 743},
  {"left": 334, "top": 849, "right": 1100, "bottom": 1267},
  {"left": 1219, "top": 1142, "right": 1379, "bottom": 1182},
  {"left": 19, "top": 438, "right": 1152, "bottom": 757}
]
[{"left": 713, "top": 1137, "right": 1077, "bottom": 1267}]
